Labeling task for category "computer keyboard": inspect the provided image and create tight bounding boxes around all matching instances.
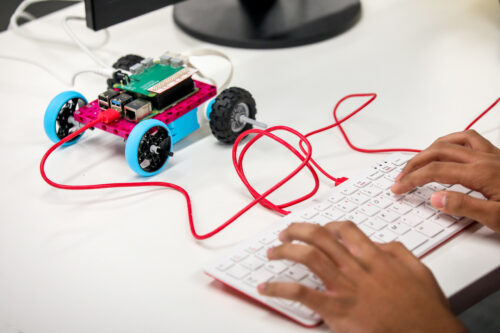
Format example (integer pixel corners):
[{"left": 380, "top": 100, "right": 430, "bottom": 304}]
[{"left": 204, "top": 153, "right": 479, "bottom": 327}]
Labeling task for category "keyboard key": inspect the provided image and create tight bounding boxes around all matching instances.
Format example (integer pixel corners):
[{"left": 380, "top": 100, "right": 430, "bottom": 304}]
[
  {"left": 300, "top": 209, "right": 319, "bottom": 220},
  {"left": 358, "top": 203, "right": 379, "bottom": 216},
  {"left": 416, "top": 222, "right": 444, "bottom": 238},
  {"left": 469, "top": 191, "right": 486, "bottom": 200},
  {"left": 335, "top": 200, "right": 358, "bottom": 213},
  {"left": 265, "top": 261, "right": 288, "bottom": 274},
  {"left": 230, "top": 251, "right": 249, "bottom": 262},
  {"left": 412, "top": 206, "right": 436, "bottom": 219},
  {"left": 216, "top": 260, "right": 234, "bottom": 271},
  {"left": 310, "top": 214, "right": 332, "bottom": 225},
  {"left": 378, "top": 209, "right": 400, "bottom": 223},
  {"left": 244, "top": 244, "right": 263, "bottom": 254},
  {"left": 381, "top": 190, "right": 403, "bottom": 201},
  {"left": 399, "top": 213, "right": 423, "bottom": 227},
  {"left": 322, "top": 208, "right": 345, "bottom": 221},
  {"left": 327, "top": 193, "right": 345, "bottom": 203},
  {"left": 398, "top": 230, "right": 427, "bottom": 251},
  {"left": 243, "top": 268, "right": 274, "bottom": 287},
  {"left": 340, "top": 185, "right": 358, "bottom": 196},
  {"left": 387, "top": 222, "right": 410, "bottom": 235},
  {"left": 361, "top": 184, "right": 382, "bottom": 197},
  {"left": 431, "top": 214, "right": 457, "bottom": 228},
  {"left": 259, "top": 235, "right": 276, "bottom": 245},
  {"left": 240, "top": 255, "right": 265, "bottom": 270},
  {"left": 362, "top": 218, "right": 387, "bottom": 231},
  {"left": 380, "top": 163, "right": 396, "bottom": 173},
  {"left": 366, "top": 170, "right": 383, "bottom": 180},
  {"left": 354, "top": 179, "right": 370, "bottom": 188},
  {"left": 373, "top": 229, "right": 398, "bottom": 243},
  {"left": 349, "top": 192, "right": 370, "bottom": 205},
  {"left": 255, "top": 248, "right": 269, "bottom": 261},
  {"left": 285, "top": 266, "right": 309, "bottom": 281},
  {"left": 402, "top": 193, "right": 425, "bottom": 207},
  {"left": 389, "top": 155, "right": 411, "bottom": 166},
  {"left": 313, "top": 201, "right": 332, "bottom": 211},
  {"left": 414, "top": 187, "right": 434, "bottom": 200},
  {"left": 295, "top": 304, "right": 319, "bottom": 319},
  {"left": 424, "top": 203, "right": 439, "bottom": 213},
  {"left": 358, "top": 224, "right": 375, "bottom": 236},
  {"left": 226, "top": 264, "right": 251, "bottom": 279},
  {"left": 448, "top": 184, "right": 472, "bottom": 194},
  {"left": 301, "top": 276, "right": 322, "bottom": 290},
  {"left": 384, "top": 172, "right": 398, "bottom": 182},
  {"left": 371, "top": 195, "right": 393, "bottom": 209},
  {"left": 390, "top": 201, "right": 412, "bottom": 215},
  {"left": 427, "top": 183, "right": 446, "bottom": 192},
  {"left": 373, "top": 177, "right": 393, "bottom": 190},
  {"left": 306, "top": 273, "right": 323, "bottom": 286},
  {"left": 344, "top": 210, "right": 368, "bottom": 225}
]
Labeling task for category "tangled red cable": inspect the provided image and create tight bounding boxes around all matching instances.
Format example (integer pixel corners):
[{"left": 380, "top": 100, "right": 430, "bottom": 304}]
[{"left": 40, "top": 94, "right": 500, "bottom": 240}]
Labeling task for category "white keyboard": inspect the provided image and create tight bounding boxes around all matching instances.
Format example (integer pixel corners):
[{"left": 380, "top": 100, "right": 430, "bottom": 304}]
[{"left": 205, "top": 153, "right": 478, "bottom": 327}]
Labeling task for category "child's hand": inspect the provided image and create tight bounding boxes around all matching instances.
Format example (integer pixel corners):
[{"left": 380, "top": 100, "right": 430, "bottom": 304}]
[{"left": 392, "top": 130, "right": 500, "bottom": 231}]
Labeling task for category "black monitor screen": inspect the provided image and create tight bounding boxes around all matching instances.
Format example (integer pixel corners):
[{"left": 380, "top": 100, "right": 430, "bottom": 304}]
[{"left": 84, "top": 0, "right": 184, "bottom": 30}]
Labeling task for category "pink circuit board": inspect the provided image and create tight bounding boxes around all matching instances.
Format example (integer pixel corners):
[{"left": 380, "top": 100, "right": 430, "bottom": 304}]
[{"left": 73, "top": 80, "right": 217, "bottom": 139}]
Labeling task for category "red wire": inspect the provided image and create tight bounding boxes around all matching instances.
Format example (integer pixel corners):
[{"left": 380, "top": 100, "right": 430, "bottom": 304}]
[
  {"left": 464, "top": 97, "right": 500, "bottom": 130},
  {"left": 40, "top": 94, "right": 499, "bottom": 239}
]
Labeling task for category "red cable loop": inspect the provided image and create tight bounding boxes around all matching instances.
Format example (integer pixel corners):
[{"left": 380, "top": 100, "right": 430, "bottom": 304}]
[{"left": 40, "top": 94, "right": 499, "bottom": 240}]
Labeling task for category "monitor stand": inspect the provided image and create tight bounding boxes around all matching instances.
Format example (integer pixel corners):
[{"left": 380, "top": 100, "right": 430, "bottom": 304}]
[{"left": 173, "top": 0, "right": 361, "bottom": 49}]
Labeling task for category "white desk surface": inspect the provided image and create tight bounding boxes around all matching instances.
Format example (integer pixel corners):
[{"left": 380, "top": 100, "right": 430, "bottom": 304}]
[{"left": 0, "top": 0, "right": 499, "bottom": 332}]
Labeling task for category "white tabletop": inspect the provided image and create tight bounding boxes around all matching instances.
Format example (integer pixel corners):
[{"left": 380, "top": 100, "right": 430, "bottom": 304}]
[{"left": 0, "top": 1, "right": 499, "bottom": 332}]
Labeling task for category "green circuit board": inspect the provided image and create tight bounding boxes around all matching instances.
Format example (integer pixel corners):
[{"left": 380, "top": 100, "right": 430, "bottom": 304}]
[{"left": 115, "top": 63, "right": 183, "bottom": 97}]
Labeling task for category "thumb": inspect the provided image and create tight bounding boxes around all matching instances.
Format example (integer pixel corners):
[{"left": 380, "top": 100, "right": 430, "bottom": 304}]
[{"left": 430, "top": 191, "right": 500, "bottom": 230}]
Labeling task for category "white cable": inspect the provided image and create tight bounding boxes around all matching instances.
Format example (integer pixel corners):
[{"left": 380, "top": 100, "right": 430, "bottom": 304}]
[
  {"left": 62, "top": 16, "right": 109, "bottom": 68},
  {"left": 167, "top": 49, "right": 234, "bottom": 92},
  {"left": 10, "top": 0, "right": 81, "bottom": 44},
  {"left": 71, "top": 67, "right": 115, "bottom": 86},
  {"left": 0, "top": 56, "right": 116, "bottom": 87},
  {"left": 17, "top": 11, "right": 36, "bottom": 22},
  {"left": 0, "top": 55, "right": 71, "bottom": 86},
  {"left": 9, "top": 0, "right": 110, "bottom": 50}
]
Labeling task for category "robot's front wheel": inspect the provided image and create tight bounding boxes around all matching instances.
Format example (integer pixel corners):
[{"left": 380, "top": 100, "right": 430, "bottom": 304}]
[
  {"left": 43, "top": 91, "right": 87, "bottom": 146},
  {"left": 125, "top": 119, "right": 173, "bottom": 176}
]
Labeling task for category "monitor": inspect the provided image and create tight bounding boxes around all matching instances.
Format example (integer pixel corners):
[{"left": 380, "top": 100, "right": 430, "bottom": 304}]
[{"left": 84, "top": 0, "right": 361, "bottom": 49}]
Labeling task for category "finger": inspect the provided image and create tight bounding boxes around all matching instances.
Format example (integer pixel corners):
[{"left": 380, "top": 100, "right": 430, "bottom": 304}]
[
  {"left": 268, "top": 242, "right": 348, "bottom": 290},
  {"left": 324, "top": 221, "right": 382, "bottom": 269},
  {"left": 397, "top": 143, "right": 478, "bottom": 181},
  {"left": 258, "top": 281, "right": 329, "bottom": 316},
  {"left": 430, "top": 191, "right": 500, "bottom": 231},
  {"left": 391, "top": 161, "right": 477, "bottom": 194},
  {"left": 435, "top": 130, "right": 498, "bottom": 153},
  {"left": 279, "top": 223, "right": 363, "bottom": 273}
]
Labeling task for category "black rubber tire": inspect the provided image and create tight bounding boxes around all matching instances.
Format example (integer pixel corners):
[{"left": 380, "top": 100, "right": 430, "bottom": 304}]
[{"left": 209, "top": 87, "right": 257, "bottom": 144}]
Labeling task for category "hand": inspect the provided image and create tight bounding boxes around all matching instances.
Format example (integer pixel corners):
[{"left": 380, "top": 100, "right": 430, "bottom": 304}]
[
  {"left": 391, "top": 129, "right": 500, "bottom": 232},
  {"left": 257, "top": 222, "right": 465, "bottom": 333}
]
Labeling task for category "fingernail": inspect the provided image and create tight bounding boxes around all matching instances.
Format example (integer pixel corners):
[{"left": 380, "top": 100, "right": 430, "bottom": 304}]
[
  {"left": 257, "top": 283, "right": 267, "bottom": 292},
  {"left": 278, "top": 231, "right": 286, "bottom": 241},
  {"left": 391, "top": 183, "right": 401, "bottom": 193},
  {"left": 267, "top": 247, "right": 274, "bottom": 258},
  {"left": 430, "top": 191, "right": 447, "bottom": 209}
]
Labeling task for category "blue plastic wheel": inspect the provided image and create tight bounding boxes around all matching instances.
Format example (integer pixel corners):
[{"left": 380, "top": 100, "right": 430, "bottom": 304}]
[
  {"left": 125, "top": 119, "right": 173, "bottom": 177},
  {"left": 43, "top": 91, "right": 88, "bottom": 147},
  {"left": 205, "top": 99, "right": 216, "bottom": 120}
]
